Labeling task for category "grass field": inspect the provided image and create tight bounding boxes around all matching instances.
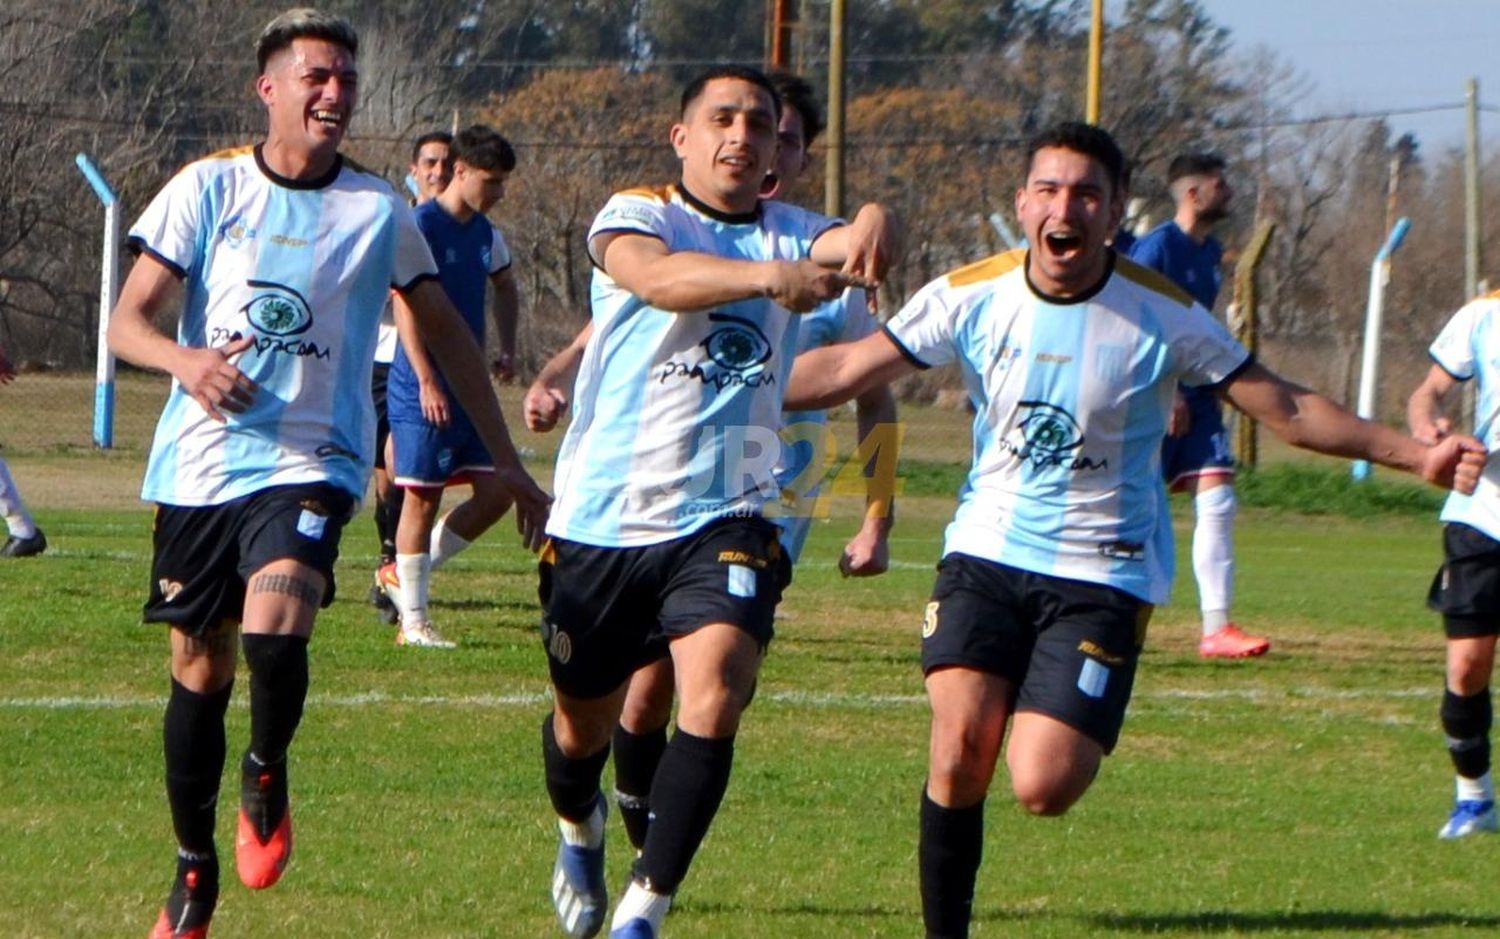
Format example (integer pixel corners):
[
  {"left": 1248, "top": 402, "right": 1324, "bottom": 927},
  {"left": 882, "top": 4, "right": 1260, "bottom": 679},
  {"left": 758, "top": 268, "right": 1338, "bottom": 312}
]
[{"left": 2, "top": 384, "right": 1497, "bottom": 937}]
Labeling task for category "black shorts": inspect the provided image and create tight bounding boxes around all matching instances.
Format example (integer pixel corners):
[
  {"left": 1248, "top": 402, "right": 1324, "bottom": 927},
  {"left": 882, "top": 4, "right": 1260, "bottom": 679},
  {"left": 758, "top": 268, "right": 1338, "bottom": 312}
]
[
  {"left": 1429, "top": 523, "right": 1500, "bottom": 638},
  {"left": 538, "top": 516, "right": 790, "bottom": 699},
  {"left": 921, "top": 553, "right": 1152, "bottom": 753},
  {"left": 371, "top": 362, "right": 392, "bottom": 470},
  {"left": 145, "top": 483, "right": 355, "bottom": 635}
]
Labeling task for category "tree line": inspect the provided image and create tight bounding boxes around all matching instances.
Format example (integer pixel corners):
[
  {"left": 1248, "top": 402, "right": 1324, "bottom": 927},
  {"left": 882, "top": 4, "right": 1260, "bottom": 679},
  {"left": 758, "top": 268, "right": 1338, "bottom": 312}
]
[{"left": 3, "top": 0, "right": 1494, "bottom": 418}]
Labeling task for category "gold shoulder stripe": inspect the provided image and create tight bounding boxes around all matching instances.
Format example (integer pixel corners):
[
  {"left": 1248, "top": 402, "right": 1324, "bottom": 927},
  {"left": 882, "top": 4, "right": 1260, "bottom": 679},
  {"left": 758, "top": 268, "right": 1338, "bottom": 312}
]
[
  {"left": 617, "top": 184, "right": 673, "bottom": 204},
  {"left": 1115, "top": 256, "right": 1195, "bottom": 308},
  {"left": 946, "top": 249, "right": 1025, "bottom": 288},
  {"left": 1484, "top": 286, "right": 1500, "bottom": 302}
]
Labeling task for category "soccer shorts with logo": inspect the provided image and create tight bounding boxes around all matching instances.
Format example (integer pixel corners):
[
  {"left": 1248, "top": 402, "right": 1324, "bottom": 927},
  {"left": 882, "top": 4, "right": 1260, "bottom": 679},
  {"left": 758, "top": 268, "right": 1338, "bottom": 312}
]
[
  {"left": 538, "top": 516, "right": 790, "bottom": 699},
  {"left": 144, "top": 483, "right": 354, "bottom": 634},
  {"left": 1429, "top": 522, "right": 1500, "bottom": 638},
  {"left": 1162, "top": 385, "right": 1234, "bottom": 491},
  {"left": 389, "top": 413, "right": 494, "bottom": 488},
  {"left": 920, "top": 553, "right": 1152, "bottom": 753}
]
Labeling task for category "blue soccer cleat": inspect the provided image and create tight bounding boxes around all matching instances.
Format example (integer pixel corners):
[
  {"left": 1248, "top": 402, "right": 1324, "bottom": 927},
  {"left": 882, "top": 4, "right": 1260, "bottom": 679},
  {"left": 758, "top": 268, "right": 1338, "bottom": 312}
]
[
  {"left": 609, "top": 917, "right": 658, "bottom": 939},
  {"left": 551, "top": 803, "right": 608, "bottom": 938},
  {"left": 1438, "top": 799, "right": 1499, "bottom": 839}
]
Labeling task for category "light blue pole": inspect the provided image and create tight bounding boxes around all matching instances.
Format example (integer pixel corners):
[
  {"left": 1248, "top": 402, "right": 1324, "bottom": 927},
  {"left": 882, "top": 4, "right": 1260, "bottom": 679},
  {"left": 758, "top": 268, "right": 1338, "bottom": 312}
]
[
  {"left": 76, "top": 153, "right": 120, "bottom": 449},
  {"left": 1352, "top": 217, "right": 1412, "bottom": 481}
]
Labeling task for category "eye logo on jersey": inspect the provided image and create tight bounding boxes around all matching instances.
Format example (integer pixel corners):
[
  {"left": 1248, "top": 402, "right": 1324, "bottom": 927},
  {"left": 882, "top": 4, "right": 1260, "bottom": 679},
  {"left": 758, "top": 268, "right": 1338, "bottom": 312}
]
[
  {"left": 1001, "top": 401, "right": 1108, "bottom": 472},
  {"left": 702, "top": 314, "right": 772, "bottom": 370},
  {"left": 243, "top": 281, "right": 313, "bottom": 336},
  {"left": 660, "top": 312, "right": 775, "bottom": 391},
  {"left": 213, "top": 280, "right": 331, "bottom": 360}
]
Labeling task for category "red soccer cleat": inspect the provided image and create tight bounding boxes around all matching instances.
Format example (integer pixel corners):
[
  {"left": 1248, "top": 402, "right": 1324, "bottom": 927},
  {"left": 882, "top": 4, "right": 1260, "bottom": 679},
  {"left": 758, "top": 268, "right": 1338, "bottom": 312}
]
[
  {"left": 149, "top": 855, "right": 216, "bottom": 938},
  {"left": 236, "top": 761, "right": 293, "bottom": 889},
  {"left": 1198, "top": 624, "right": 1271, "bottom": 659}
]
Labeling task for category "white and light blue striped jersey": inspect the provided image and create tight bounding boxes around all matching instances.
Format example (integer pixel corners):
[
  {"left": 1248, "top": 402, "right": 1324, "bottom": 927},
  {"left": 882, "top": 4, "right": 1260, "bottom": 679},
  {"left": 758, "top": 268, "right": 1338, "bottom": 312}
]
[
  {"left": 1429, "top": 291, "right": 1500, "bottom": 540},
  {"left": 774, "top": 287, "right": 875, "bottom": 560},
  {"left": 547, "top": 184, "right": 840, "bottom": 547},
  {"left": 127, "top": 145, "right": 438, "bottom": 506},
  {"left": 885, "top": 249, "right": 1250, "bottom": 604}
]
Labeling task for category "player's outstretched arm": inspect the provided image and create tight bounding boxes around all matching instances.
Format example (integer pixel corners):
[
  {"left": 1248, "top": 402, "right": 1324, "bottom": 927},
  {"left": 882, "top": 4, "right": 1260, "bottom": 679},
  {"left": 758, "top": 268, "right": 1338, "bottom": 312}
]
[
  {"left": 785, "top": 331, "right": 914, "bottom": 413},
  {"left": 391, "top": 290, "right": 450, "bottom": 427},
  {"left": 107, "top": 253, "right": 256, "bottom": 422},
  {"left": 594, "top": 231, "right": 867, "bottom": 314},
  {"left": 1407, "top": 363, "right": 1460, "bottom": 444},
  {"left": 524, "top": 323, "right": 591, "bottom": 432},
  {"left": 402, "top": 279, "right": 551, "bottom": 549},
  {"left": 840, "top": 382, "right": 899, "bottom": 577},
  {"left": 809, "top": 202, "right": 906, "bottom": 298},
  {"left": 1223, "top": 362, "right": 1486, "bottom": 492}
]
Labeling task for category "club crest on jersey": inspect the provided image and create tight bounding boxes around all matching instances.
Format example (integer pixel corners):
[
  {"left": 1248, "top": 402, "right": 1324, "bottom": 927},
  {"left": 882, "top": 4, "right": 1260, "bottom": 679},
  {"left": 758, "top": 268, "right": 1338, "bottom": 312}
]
[
  {"left": 219, "top": 216, "right": 256, "bottom": 249},
  {"left": 1000, "top": 401, "right": 1108, "bottom": 472}
]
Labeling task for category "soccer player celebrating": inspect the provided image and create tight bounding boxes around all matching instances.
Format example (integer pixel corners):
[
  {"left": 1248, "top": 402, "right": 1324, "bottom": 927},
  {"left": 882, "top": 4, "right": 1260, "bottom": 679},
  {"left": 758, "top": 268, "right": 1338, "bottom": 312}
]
[
  {"left": 106, "top": 10, "right": 548, "bottom": 938},
  {"left": 1410, "top": 293, "right": 1500, "bottom": 838},
  {"left": 524, "top": 71, "right": 900, "bottom": 859},
  {"left": 1128, "top": 153, "right": 1269, "bottom": 658},
  {"left": 367, "top": 130, "right": 453, "bottom": 625},
  {"left": 537, "top": 65, "right": 897, "bottom": 939},
  {"left": 381, "top": 124, "right": 522, "bottom": 648},
  {"left": 783, "top": 122, "right": 1485, "bottom": 939}
]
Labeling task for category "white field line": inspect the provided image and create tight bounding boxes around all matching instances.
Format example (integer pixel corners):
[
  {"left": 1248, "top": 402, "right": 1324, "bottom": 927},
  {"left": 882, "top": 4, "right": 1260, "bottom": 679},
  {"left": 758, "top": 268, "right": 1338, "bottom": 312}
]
[{"left": 0, "top": 686, "right": 1436, "bottom": 711}]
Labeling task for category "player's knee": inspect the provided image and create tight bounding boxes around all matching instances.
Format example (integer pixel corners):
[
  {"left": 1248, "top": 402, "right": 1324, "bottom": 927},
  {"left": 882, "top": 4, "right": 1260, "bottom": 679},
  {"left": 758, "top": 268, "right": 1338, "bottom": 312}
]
[
  {"left": 621, "top": 669, "right": 675, "bottom": 732},
  {"left": 928, "top": 731, "right": 1000, "bottom": 803},
  {"left": 1194, "top": 483, "right": 1236, "bottom": 521}
]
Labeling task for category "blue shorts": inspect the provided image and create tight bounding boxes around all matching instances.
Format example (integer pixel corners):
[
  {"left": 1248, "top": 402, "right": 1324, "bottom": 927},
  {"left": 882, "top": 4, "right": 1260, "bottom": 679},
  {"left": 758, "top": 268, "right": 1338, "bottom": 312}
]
[
  {"left": 1162, "top": 386, "right": 1234, "bottom": 490},
  {"left": 389, "top": 414, "right": 494, "bottom": 489}
]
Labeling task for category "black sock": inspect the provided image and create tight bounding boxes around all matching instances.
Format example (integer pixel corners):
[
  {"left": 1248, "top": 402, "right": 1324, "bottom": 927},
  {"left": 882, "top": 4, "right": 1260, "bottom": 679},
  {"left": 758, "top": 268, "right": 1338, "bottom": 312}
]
[
  {"left": 376, "top": 490, "right": 403, "bottom": 562},
  {"left": 613, "top": 723, "right": 669, "bottom": 851},
  {"left": 1442, "top": 687, "right": 1493, "bottom": 781},
  {"left": 633, "top": 730, "right": 735, "bottom": 894},
  {"left": 920, "top": 789, "right": 985, "bottom": 939},
  {"left": 542, "top": 713, "right": 610, "bottom": 822},
  {"left": 242, "top": 634, "right": 309, "bottom": 764},
  {"left": 163, "top": 678, "right": 232, "bottom": 855}
]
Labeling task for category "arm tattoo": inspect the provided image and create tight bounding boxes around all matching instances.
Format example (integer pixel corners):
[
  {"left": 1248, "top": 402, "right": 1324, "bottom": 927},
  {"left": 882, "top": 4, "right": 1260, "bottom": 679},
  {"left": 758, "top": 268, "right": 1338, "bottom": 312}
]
[{"left": 250, "top": 572, "right": 322, "bottom": 607}]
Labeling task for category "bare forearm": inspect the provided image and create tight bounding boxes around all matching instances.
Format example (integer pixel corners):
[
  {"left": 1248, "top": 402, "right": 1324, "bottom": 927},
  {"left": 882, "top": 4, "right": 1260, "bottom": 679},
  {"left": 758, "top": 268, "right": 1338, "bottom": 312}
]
[
  {"left": 1264, "top": 388, "right": 1425, "bottom": 471},
  {"left": 423, "top": 316, "right": 523, "bottom": 465},
  {"left": 625, "top": 251, "right": 779, "bottom": 312},
  {"left": 855, "top": 386, "right": 899, "bottom": 515},
  {"left": 494, "top": 278, "right": 519, "bottom": 359}
]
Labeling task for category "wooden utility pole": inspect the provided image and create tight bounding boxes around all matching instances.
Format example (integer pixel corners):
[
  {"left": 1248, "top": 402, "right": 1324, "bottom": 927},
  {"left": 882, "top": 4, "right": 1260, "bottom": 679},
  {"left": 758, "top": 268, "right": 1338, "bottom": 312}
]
[
  {"left": 1466, "top": 78, "right": 1483, "bottom": 301},
  {"left": 1229, "top": 222, "right": 1275, "bottom": 468},
  {"left": 1085, "top": 0, "right": 1104, "bottom": 123},
  {"left": 767, "top": 0, "right": 797, "bottom": 69},
  {"left": 825, "top": 0, "right": 846, "bottom": 218}
]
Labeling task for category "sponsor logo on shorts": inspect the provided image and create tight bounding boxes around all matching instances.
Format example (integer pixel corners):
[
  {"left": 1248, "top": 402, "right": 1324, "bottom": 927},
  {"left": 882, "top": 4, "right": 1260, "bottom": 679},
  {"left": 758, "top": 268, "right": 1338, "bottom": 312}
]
[
  {"left": 158, "top": 579, "right": 184, "bottom": 603},
  {"left": 717, "top": 549, "right": 767, "bottom": 569},
  {"left": 296, "top": 509, "right": 328, "bottom": 540},
  {"left": 727, "top": 564, "right": 757, "bottom": 599},
  {"left": 1076, "top": 640, "right": 1126, "bottom": 667},
  {"left": 548, "top": 625, "right": 573, "bottom": 664},
  {"left": 922, "top": 600, "right": 940, "bottom": 638},
  {"left": 1077, "top": 658, "right": 1109, "bottom": 699}
]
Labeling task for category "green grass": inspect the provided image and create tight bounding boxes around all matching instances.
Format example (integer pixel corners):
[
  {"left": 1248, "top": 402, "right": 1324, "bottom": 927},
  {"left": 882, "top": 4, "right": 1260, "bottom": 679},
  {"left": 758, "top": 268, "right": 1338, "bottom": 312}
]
[{"left": 2, "top": 487, "right": 1497, "bottom": 937}]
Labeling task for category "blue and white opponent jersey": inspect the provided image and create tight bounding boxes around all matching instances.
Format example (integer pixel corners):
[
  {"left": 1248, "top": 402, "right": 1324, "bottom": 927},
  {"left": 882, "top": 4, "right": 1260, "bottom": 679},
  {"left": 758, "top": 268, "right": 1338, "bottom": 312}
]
[
  {"left": 1429, "top": 291, "right": 1500, "bottom": 540},
  {"left": 885, "top": 249, "right": 1250, "bottom": 604},
  {"left": 128, "top": 145, "right": 438, "bottom": 506},
  {"left": 547, "top": 184, "right": 839, "bottom": 547},
  {"left": 774, "top": 287, "right": 875, "bottom": 560}
]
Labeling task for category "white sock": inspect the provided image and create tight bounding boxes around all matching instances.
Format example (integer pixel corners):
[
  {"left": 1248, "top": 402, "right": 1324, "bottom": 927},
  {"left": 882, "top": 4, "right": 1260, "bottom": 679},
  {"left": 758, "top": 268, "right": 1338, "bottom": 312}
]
[
  {"left": 1458, "top": 771, "right": 1495, "bottom": 803},
  {"left": 429, "top": 514, "right": 473, "bottom": 570},
  {"left": 0, "top": 458, "right": 36, "bottom": 538},
  {"left": 611, "top": 880, "right": 671, "bottom": 933},
  {"left": 558, "top": 797, "right": 605, "bottom": 849},
  {"left": 1193, "top": 485, "right": 1236, "bottom": 637},
  {"left": 395, "top": 552, "right": 431, "bottom": 626}
]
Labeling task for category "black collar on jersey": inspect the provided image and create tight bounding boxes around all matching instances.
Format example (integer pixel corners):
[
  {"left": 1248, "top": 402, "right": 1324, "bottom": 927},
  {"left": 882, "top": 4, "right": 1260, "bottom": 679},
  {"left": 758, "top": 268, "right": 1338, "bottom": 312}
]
[
  {"left": 254, "top": 144, "right": 344, "bottom": 191},
  {"left": 1024, "top": 247, "right": 1116, "bottom": 305},
  {"left": 677, "top": 181, "right": 762, "bottom": 224}
]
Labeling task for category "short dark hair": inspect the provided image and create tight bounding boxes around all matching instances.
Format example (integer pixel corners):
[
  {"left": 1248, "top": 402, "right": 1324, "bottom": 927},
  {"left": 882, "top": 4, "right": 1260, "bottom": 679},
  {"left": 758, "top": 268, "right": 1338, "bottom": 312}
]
[
  {"left": 255, "top": 8, "right": 358, "bottom": 74},
  {"left": 410, "top": 131, "right": 453, "bottom": 163},
  {"left": 450, "top": 125, "right": 516, "bottom": 174},
  {"left": 769, "top": 72, "right": 824, "bottom": 146},
  {"left": 1024, "top": 122, "right": 1127, "bottom": 193},
  {"left": 680, "top": 65, "right": 781, "bottom": 121},
  {"left": 1167, "top": 152, "right": 1227, "bottom": 184}
]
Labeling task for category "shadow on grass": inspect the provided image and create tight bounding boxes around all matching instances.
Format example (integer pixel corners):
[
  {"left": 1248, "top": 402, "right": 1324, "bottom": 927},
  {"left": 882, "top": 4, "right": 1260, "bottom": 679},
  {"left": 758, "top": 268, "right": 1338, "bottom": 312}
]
[{"left": 1091, "top": 910, "right": 1500, "bottom": 932}]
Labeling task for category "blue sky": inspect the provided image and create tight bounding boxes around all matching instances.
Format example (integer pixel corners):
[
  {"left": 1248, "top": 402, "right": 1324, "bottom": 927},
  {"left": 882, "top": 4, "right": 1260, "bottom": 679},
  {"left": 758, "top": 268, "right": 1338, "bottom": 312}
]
[{"left": 1138, "top": 0, "right": 1500, "bottom": 153}]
